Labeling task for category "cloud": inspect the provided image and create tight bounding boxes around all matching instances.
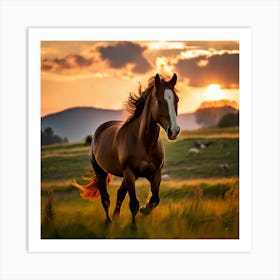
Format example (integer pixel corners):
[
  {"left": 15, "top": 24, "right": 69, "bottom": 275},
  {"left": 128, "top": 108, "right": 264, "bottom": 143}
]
[
  {"left": 41, "top": 41, "right": 239, "bottom": 87},
  {"left": 72, "top": 54, "right": 93, "bottom": 67},
  {"left": 185, "top": 41, "right": 239, "bottom": 51},
  {"left": 41, "top": 62, "right": 53, "bottom": 71},
  {"left": 175, "top": 53, "right": 239, "bottom": 88},
  {"left": 98, "top": 42, "right": 151, "bottom": 73},
  {"left": 53, "top": 57, "right": 71, "bottom": 69},
  {"left": 41, "top": 54, "right": 93, "bottom": 72}
]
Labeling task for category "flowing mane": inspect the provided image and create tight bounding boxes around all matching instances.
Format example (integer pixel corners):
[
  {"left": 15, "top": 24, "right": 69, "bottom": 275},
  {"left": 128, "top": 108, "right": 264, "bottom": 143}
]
[{"left": 124, "top": 75, "right": 171, "bottom": 125}]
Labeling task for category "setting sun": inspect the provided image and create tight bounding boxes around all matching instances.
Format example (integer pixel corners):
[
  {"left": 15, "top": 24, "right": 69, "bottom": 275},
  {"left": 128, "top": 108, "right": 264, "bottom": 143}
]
[{"left": 206, "top": 84, "right": 223, "bottom": 100}]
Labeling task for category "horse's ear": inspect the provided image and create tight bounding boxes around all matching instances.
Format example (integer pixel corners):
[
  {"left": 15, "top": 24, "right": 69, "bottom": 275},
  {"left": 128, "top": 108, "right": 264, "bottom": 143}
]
[
  {"left": 154, "top": 74, "right": 161, "bottom": 89},
  {"left": 169, "top": 73, "right": 177, "bottom": 88}
]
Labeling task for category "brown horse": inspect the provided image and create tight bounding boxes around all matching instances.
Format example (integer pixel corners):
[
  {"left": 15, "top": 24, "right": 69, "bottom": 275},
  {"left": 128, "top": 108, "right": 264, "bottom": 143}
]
[{"left": 74, "top": 73, "right": 180, "bottom": 223}]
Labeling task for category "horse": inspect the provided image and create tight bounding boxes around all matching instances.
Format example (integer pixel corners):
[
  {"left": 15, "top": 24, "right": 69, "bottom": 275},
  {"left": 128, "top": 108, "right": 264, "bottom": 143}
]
[{"left": 73, "top": 73, "right": 180, "bottom": 223}]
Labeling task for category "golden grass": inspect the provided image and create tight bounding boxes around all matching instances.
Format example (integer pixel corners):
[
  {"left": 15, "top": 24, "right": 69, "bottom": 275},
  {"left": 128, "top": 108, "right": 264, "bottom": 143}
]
[
  {"left": 155, "top": 177, "right": 238, "bottom": 189},
  {"left": 42, "top": 177, "right": 238, "bottom": 193},
  {"left": 41, "top": 146, "right": 89, "bottom": 159},
  {"left": 41, "top": 180, "right": 74, "bottom": 191},
  {"left": 42, "top": 195, "right": 238, "bottom": 239}
]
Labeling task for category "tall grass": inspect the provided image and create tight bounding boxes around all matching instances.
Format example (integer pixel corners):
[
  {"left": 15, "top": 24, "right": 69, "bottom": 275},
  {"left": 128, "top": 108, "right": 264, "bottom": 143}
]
[{"left": 41, "top": 178, "right": 239, "bottom": 239}]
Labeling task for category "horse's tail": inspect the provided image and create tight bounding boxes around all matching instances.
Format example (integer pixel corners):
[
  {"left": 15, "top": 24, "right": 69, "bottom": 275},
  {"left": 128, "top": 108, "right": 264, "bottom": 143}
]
[{"left": 72, "top": 174, "right": 113, "bottom": 201}]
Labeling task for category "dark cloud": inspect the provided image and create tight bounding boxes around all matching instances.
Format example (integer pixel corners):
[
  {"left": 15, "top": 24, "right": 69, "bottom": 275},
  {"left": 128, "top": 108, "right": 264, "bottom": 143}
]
[
  {"left": 98, "top": 42, "right": 151, "bottom": 73},
  {"left": 53, "top": 58, "right": 71, "bottom": 69},
  {"left": 72, "top": 54, "right": 93, "bottom": 67},
  {"left": 41, "top": 54, "right": 93, "bottom": 71},
  {"left": 175, "top": 53, "right": 239, "bottom": 88},
  {"left": 41, "top": 61, "right": 53, "bottom": 71}
]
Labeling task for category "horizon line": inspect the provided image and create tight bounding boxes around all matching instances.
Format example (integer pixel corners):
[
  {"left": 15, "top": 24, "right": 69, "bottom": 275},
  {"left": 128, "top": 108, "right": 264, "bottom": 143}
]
[{"left": 41, "top": 102, "right": 239, "bottom": 118}]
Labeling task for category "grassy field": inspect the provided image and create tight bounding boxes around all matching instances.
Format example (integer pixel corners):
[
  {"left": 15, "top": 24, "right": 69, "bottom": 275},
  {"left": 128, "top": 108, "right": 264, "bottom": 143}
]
[{"left": 41, "top": 126, "right": 239, "bottom": 239}]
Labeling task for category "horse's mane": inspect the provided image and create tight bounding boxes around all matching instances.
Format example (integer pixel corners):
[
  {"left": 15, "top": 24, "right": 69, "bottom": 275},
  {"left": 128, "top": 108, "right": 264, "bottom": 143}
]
[{"left": 124, "top": 75, "right": 166, "bottom": 125}]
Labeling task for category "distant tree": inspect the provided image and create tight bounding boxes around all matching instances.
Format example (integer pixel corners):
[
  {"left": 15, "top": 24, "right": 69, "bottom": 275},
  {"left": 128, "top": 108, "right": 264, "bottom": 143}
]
[
  {"left": 195, "top": 106, "right": 238, "bottom": 128},
  {"left": 218, "top": 112, "right": 239, "bottom": 128},
  {"left": 52, "top": 135, "right": 63, "bottom": 144},
  {"left": 41, "top": 127, "right": 67, "bottom": 146},
  {"left": 85, "top": 135, "right": 92, "bottom": 146},
  {"left": 195, "top": 107, "right": 221, "bottom": 128},
  {"left": 44, "top": 127, "right": 54, "bottom": 137},
  {"left": 41, "top": 127, "right": 54, "bottom": 145}
]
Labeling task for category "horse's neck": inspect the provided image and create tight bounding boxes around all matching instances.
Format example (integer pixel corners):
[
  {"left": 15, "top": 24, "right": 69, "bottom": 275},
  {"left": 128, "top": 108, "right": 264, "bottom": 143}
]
[{"left": 138, "top": 94, "right": 159, "bottom": 148}]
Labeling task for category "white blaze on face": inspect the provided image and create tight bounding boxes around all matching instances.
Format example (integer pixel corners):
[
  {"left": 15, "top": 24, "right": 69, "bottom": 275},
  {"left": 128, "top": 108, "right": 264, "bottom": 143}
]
[{"left": 164, "top": 89, "right": 178, "bottom": 131}]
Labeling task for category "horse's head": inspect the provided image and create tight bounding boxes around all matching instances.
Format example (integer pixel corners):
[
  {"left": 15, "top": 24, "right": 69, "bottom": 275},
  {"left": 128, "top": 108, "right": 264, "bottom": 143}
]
[{"left": 151, "top": 73, "right": 180, "bottom": 140}]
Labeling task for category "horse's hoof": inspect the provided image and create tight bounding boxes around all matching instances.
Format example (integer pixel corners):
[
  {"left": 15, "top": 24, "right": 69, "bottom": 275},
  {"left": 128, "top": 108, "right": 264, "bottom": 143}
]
[
  {"left": 113, "top": 210, "right": 120, "bottom": 218},
  {"left": 130, "top": 221, "right": 137, "bottom": 230},
  {"left": 140, "top": 205, "right": 151, "bottom": 215},
  {"left": 103, "top": 218, "right": 112, "bottom": 229}
]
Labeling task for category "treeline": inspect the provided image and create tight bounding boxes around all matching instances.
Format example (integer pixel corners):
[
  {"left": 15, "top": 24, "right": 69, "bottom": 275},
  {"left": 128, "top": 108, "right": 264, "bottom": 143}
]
[
  {"left": 195, "top": 106, "right": 239, "bottom": 128},
  {"left": 217, "top": 112, "right": 239, "bottom": 128},
  {"left": 41, "top": 127, "right": 68, "bottom": 145}
]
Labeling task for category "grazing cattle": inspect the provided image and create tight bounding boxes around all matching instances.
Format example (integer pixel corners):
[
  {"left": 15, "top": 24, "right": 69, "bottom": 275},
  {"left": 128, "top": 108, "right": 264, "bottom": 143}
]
[
  {"left": 204, "top": 141, "right": 213, "bottom": 147},
  {"left": 219, "top": 163, "right": 229, "bottom": 176},
  {"left": 161, "top": 174, "right": 170, "bottom": 180},
  {"left": 188, "top": 147, "right": 200, "bottom": 155},
  {"left": 193, "top": 141, "right": 213, "bottom": 149},
  {"left": 219, "top": 163, "right": 229, "bottom": 170}
]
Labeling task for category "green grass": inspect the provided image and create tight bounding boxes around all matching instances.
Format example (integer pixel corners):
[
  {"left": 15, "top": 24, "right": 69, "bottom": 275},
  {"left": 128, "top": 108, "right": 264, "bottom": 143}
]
[
  {"left": 41, "top": 127, "right": 239, "bottom": 239},
  {"left": 162, "top": 137, "right": 239, "bottom": 179},
  {"left": 178, "top": 126, "right": 239, "bottom": 138}
]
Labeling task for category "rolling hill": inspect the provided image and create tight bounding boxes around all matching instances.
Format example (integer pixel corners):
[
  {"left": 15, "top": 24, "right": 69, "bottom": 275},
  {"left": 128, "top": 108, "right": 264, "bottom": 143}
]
[
  {"left": 41, "top": 105, "right": 237, "bottom": 142},
  {"left": 41, "top": 107, "right": 124, "bottom": 142}
]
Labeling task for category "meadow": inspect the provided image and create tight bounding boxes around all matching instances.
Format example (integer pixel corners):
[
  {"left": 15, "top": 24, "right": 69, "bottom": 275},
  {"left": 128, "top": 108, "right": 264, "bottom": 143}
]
[{"left": 41, "top": 127, "right": 239, "bottom": 239}]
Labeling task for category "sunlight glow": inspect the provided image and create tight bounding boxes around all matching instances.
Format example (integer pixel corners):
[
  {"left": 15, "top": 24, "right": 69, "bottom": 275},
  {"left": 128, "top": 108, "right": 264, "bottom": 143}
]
[
  {"left": 147, "top": 41, "right": 185, "bottom": 50},
  {"left": 156, "top": 57, "right": 174, "bottom": 75},
  {"left": 206, "top": 84, "right": 223, "bottom": 100}
]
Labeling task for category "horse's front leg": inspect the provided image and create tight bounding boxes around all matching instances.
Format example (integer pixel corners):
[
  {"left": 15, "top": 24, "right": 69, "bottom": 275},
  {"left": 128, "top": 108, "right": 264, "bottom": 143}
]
[
  {"left": 123, "top": 168, "right": 139, "bottom": 223},
  {"left": 140, "top": 168, "right": 161, "bottom": 215}
]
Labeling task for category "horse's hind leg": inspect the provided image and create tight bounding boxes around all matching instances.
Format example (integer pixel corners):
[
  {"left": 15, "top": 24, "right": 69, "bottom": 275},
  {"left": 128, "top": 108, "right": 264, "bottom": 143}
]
[
  {"left": 98, "top": 175, "right": 111, "bottom": 223},
  {"left": 113, "top": 182, "right": 127, "bottom": 216},
  {"left": 91, "top": 158, "right": 111, "bottom": 222}
]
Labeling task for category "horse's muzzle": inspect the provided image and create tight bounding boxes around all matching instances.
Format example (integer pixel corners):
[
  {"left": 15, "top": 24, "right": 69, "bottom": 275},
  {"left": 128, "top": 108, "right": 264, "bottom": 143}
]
[{"left": 167, "top": 126, "right": 180, "bottom": 140}]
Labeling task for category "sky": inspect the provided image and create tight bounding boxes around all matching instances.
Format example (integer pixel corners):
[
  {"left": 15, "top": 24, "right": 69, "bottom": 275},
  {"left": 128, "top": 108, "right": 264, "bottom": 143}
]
[{"left": 41, "top": 40, "right": 239, "bottom": 117}]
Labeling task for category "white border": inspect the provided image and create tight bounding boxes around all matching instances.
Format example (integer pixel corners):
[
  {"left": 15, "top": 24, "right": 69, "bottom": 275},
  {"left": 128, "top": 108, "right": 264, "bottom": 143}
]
[
  {"left": 1, "top": 1, "right": 279, "bottom": 279},
  {"left": 28, "top": 27, "right": 252, "bottom": 253}
]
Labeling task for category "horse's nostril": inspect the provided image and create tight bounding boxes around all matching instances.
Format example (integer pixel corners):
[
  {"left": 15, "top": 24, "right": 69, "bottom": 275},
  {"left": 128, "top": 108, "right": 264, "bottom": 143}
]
[{"left": 167, "top": 127, "right": 172, "bottom": 138}]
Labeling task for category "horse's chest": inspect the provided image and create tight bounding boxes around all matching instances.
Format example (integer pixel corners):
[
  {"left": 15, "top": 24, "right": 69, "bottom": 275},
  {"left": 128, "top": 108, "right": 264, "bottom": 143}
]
[
  {"left": 118, "top": 137, "right": 164, "bottom": 175},
  {"left": 137, "top": 150, "right": 163, "bottom": 175},
  {"left": 138, "top": 160, "right": 157, "bottom": 175}
]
